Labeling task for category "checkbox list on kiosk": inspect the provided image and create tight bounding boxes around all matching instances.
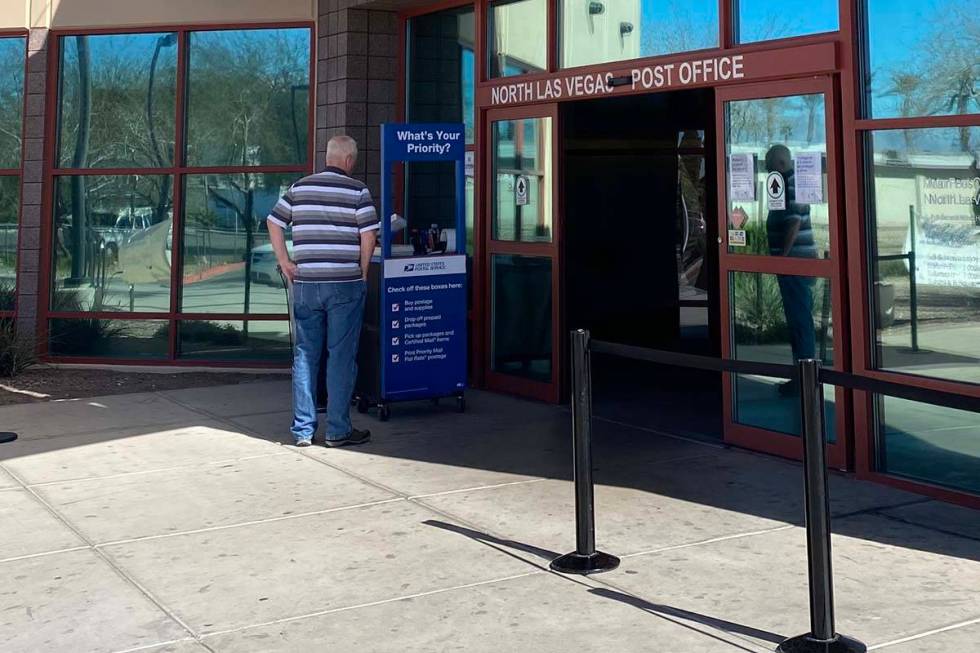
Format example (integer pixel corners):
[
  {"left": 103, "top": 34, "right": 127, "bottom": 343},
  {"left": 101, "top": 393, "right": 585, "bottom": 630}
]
[
  {"left": 391, "top": 303, "right": 400, "bottom": 313},
  {"left": 391, "top": 320, "right": 400, "bottom": 329}
]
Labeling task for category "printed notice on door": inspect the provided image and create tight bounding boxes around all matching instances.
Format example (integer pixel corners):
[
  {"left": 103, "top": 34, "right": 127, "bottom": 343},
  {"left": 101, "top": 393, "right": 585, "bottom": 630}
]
[
  {"left": 795, "top": 151, "right": 824, "bottom": 204},
  {"left": 729, "top": 153, "right": 755, "bottom": 201}
]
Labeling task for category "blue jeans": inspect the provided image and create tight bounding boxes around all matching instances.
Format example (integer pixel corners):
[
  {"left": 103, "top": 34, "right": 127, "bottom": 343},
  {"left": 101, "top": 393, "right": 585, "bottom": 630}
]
[
  {"left": 776, "top": 274, "right": 816, "bottom": 361},
  {"left": 291, "top": 280, "right": 366, "bottom": 442}
]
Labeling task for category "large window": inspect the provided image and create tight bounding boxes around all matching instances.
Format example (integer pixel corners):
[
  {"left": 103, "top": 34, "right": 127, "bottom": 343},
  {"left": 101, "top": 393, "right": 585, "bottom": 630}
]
[
  {"left": 0, "top": 36, "right": 25, "bottom": 314},
  {"left": 560, "top": 0, "right": 718, "bottom": 69},
  {"left": 49, "top": 27, "right": 311, "bottom": 363},
  {"left": 406, "top": 6, "right": 476, "bottom": 252},
  {"left": 865, "top": 0, "right": 978, "bottom": 119},
  {"left": 867, "top": 127, "right": 980, "bottom": 386}
]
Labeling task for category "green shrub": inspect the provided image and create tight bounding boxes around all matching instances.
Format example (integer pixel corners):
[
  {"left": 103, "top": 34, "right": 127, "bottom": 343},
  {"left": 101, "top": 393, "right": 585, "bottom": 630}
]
[{"left": 0, "top": 319, "right": 36, "bottom": 378}]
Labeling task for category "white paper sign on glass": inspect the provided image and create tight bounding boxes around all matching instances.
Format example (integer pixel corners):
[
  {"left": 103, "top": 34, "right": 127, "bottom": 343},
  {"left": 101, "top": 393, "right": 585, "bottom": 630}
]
[
  {"left": 729, "top": 153, "right": 755, "bottom": 201},
  {"left": 795, "top": 151, "right": 824, "bottom": 203}
]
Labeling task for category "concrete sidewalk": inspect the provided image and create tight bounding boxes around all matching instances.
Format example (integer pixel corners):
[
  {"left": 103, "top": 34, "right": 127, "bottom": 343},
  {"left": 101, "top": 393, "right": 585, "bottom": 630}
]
[{"left": 1, "top": 381, "right": 977, "bottom": 652}]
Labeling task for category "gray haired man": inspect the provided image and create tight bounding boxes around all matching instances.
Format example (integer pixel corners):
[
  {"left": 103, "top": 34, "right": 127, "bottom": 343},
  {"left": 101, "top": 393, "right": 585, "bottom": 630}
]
[{"left": 267, "top": 136, "right": 379, "bottom": 447}]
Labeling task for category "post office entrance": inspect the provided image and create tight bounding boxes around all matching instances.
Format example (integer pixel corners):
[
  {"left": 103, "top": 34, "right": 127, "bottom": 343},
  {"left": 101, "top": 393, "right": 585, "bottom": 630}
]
[{"left": 563, "top": 89, "right": 722, "bottom": 438}]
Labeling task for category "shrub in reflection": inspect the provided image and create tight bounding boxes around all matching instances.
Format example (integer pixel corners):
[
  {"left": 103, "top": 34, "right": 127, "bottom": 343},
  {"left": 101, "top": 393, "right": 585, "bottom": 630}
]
[
  {"left": 49, "top": 289, "right": 126, "bottom": 355},
  {"left": 167, "top": 321, "right": 243, "bottom": 346},
  {"left": 733, "top": 272, "right": 788, "bottom": 345},
  {"left": 0, "top": 319, "right": 35, "bottom": 378}
]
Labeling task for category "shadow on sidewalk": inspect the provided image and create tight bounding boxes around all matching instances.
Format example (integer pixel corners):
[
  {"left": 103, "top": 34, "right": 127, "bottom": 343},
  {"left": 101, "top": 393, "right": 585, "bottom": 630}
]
[{"left": 424, "top": 519, "right": 783, "bottom": 652}]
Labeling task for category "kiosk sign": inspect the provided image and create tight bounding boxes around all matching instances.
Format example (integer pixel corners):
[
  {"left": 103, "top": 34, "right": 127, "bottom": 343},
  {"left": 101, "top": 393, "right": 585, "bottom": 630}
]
[
  {"left": 383, "top": 123, "right": 465, "bottom": 162},
  {"left": 377, "top": 123, "right": 468, "bottom": 409},
  {"left": 383, "top": 256, "right": 467, "bottom": 400}
]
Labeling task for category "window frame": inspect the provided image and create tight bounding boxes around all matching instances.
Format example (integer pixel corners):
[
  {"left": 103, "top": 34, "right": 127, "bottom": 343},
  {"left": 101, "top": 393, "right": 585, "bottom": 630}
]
[{"left": 40, "top": 22, "right": 315, "bottom": 365}]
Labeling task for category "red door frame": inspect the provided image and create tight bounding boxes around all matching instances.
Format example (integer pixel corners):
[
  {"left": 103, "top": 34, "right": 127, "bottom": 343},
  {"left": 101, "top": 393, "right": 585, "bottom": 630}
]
[
  {"left": 715, "top": 76, "right": 851, "bottom": 470},
  {"left": 483, "top": 102, "right": 561, "bottom": 403}
]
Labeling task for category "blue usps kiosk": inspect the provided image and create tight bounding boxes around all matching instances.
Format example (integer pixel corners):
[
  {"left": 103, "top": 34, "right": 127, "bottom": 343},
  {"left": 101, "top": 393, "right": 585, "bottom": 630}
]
[{"left": 354, "top": 123, "right": 467, "bottom": 421}]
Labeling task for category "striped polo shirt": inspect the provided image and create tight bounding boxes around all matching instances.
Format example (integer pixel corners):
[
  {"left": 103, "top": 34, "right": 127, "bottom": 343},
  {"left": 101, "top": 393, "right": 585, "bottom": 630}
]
[{"left": 267, "top": 167, "right": 380, "bottom": 282}]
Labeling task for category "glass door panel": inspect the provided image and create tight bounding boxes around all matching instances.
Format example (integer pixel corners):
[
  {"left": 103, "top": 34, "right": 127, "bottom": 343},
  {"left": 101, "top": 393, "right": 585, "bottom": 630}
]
[
  {"left": 485, "top": 105, "right": 560, "bottom": 402},
  {"left": 717, "top": 78, "right": 848, "bottom": 468}
]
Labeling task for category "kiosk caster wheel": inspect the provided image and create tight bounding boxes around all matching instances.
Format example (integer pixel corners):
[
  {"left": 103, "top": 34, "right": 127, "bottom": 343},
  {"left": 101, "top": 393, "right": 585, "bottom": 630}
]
[
  {"left": 456, "top": 396, "right": 466, "bottom": 413},
  {"left": 356, "top": 396, "right": 370, "bottom": 414},
  {"left": 378, "top": 404, "right": 391, "bottom": 422}
]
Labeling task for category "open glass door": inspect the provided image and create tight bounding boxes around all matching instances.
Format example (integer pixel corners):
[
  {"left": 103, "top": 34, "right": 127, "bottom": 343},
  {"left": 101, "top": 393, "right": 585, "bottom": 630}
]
[
  {"left": 484, "top": 104, "right": 560, "bottom": 402},
  {"left": 716, "top": 77, "right": 850, "bottom": 468}
]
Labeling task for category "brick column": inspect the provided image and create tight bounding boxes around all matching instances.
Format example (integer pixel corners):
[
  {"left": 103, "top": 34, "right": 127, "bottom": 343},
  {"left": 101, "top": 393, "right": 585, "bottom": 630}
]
[
  {"left": 17, "top": 29, "right": 48, "bottom": 337},
  {"left": 316, "top": 1, "right": 398, "bottom": 201}
]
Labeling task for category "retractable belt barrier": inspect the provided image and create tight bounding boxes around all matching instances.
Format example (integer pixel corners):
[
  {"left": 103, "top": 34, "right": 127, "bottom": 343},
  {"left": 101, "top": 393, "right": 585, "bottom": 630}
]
[{"left": 556, "top": 330, "right": 980, "bottom": 652}]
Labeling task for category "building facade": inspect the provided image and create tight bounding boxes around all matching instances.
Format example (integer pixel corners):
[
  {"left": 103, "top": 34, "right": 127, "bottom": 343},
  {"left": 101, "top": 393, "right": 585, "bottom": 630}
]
[{"left": 0, "top": 1, "right": 977, "bottom": 506}]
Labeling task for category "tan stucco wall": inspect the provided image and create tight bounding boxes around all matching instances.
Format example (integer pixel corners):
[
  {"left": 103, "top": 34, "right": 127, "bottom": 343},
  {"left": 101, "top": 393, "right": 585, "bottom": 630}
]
[
  {"left": 0, "top": 0, "right": 316, "bottom": 29},
  {"left": 0, "top": 0, "right": 27, "bottom": 29}
]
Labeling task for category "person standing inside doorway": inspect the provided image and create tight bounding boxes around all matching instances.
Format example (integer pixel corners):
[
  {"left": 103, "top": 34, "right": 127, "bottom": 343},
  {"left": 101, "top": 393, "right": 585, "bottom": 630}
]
[
  {"left": 764, "top": 144, "right": 818, "bottom": 396},
  {"left": 267, "top": 135, "right": 379, "bottom": 447}
]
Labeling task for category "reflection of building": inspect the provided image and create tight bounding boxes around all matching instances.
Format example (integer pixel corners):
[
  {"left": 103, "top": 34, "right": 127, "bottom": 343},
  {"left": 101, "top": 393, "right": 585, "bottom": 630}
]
[
  {"left": 0, "top": 0, "right": 976, "bottom": 508},
  {"left": 561, "top": 0, "right": 641, "bottom": 68}
]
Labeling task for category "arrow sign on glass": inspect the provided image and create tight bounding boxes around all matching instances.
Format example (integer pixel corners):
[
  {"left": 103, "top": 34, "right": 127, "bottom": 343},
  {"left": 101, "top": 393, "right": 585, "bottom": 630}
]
[
  {"left": 515, "top": 175, "right": 530, "bottom": 206},
  {"left": 766, "top": 171, "right": 786, "bottom": 210}
]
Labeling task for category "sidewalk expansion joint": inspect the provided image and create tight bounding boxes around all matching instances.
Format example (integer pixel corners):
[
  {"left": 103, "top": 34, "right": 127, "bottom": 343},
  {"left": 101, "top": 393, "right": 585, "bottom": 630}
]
[
  {"left": 94, "top": 497, "right": 407, "bottom": 548},
  {"left": 868, "top": 614, "right": 980, "bottom": 650}
]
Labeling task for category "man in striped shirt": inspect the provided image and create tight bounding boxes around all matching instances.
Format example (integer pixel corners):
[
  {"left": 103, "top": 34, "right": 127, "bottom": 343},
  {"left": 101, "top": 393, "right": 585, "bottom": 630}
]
[{"left": 267, "top": 135, "right": 379, "bottom": 447}]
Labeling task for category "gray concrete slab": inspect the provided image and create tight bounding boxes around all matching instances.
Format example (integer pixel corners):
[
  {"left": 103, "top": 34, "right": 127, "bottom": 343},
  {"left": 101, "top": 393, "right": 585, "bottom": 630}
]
[
  {"left": 880, "top": 621, "right": 980, "bottom": 652},
  {"left": 203, "top": 571, "right": 771, "bottom": 653},
  {"left": 160, "top": 380, "right": 291, "bottom": 418},
  {"left": 299, "top": 415, "right": 711, "bottom": 498},
  {"left": 880, "top": 499, "right": 980, "bottom": 541},
  {"left": 605, "top": 513, "right": 980, "bottom": 649},
  {"left": 420, "top": 473, "right": 786, "bottom": 560},
  {"left": 0, "top": 549, "right": 186, "bottom": 653},
  {"left": 0, "top": 422, "right": 282, "bottom": 485},
  {"left": 0, "top": 489, "right": 85, "bottom": 560},
  {"left": 0, "top": 393, "right": 206, "bottom": 441},
  {"left": 0, "top": 464, "right": 18, "bottom": 489},
  {"left": 35, "top": 453, "right": 399, "bottom": 544},
  {"left": 101, "top": 501, "right": 537, "bottom": 635}
]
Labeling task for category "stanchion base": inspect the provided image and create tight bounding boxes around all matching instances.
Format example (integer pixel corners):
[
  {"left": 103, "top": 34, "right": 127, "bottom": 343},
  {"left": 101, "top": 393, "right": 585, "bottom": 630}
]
[
  {"left": 777, "top": 634, "right": 867, "bottom": 653},
  {"left": 550, "top": 551, "right": 620, "bottom": 575},
  {"left": 0, "top": 432, "right": 17, "bottom": 444}
]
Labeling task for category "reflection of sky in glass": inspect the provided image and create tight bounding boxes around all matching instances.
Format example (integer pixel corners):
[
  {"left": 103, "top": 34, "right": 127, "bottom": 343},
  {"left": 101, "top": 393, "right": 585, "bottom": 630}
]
[
  {"left": 190, "top": 28, "right": 309, "bottom": 77},
  {"left": 0, "top": 37, "right": 25, "bottom": 169},
  {"left": 867, "top": 0, "right": 978, "bottom": 119},
  {"left": 640, "top": 0, "right": 718, "bottom": 55},
  {"left": 738, "top": 0, "right": 838, "bottom": 43}
]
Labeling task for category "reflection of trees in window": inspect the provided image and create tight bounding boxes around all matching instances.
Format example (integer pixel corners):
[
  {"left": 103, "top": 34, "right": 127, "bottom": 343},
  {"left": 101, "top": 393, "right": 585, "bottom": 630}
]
[
  {"left": 58, "top": 34, "right": 177, "bottom": 168},
  {"left": 869, "top": 0, "right": 979, "bottom": 132},
  {"left": 0, "top": 38, "right": 24, "bottom": 169},
  {"left": 645, "top": 1, "right": 717, "bottom": 56},
  {"left": 186, "top": 29, "right": 310, "bottom": 167}
]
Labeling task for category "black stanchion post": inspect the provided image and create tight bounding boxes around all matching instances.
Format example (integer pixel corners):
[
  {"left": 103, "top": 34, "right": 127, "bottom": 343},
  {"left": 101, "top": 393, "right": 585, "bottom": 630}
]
[
  {"left": 551, "top": 329, "right": 620, "bottom": 575},
  {"left": 778, "top": 359, "right": 866, "bottom": 653}
]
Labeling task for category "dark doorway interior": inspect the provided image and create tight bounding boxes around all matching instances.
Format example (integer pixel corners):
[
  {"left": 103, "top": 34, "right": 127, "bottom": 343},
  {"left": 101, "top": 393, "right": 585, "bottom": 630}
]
[{"left": 563, "top": 89, "right": 722, "bottom": 439}]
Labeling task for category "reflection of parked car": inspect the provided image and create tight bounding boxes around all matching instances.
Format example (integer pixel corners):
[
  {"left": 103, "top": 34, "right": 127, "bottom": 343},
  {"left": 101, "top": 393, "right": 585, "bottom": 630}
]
[
  {"left": 100, "top": 211, "right": 154, "bottom": 260},
  {"left": 249, "top": 241, "right": 293, "bottom": 286}
]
